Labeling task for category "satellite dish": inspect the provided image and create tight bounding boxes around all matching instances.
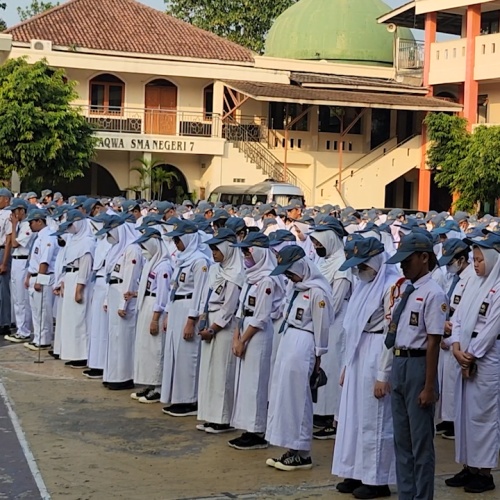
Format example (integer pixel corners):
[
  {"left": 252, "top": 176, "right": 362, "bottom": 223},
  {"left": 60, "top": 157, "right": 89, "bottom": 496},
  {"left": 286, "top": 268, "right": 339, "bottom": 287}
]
[{"left": 387, "top": 23, "right": 397, "bottom": 33}]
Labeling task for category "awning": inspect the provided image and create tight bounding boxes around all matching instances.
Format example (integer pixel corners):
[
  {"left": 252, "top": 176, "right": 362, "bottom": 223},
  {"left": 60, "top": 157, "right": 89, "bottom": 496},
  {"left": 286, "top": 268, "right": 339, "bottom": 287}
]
[
  {"left": 376, "top": 1, "right": 462, "bottom": 36},
  {"left": 222, "top": 80, "right": 462, "bottom": 112}
]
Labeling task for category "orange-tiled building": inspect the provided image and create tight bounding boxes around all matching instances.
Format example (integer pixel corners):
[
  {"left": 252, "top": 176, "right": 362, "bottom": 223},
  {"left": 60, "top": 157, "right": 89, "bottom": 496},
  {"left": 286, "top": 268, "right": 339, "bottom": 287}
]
[{"left": 0, "top": 0, "right": 460, "bottom": 207}]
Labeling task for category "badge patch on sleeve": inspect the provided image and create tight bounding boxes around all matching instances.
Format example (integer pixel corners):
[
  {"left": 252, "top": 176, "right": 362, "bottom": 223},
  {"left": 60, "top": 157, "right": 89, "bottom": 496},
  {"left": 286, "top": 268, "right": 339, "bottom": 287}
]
[
  {"left": 202, "top": 266, "right": 208, "bottom": 272},
  {"left": 409, "top": 311, "right": 419, "bottom": 326},
  {"left": 248, "top": 296, "right": 256, "bottom": 307},
  {"left": 179, "top": 272, "right": 186, "bottom": 283},
  {"left": 318, "top": 300, "right": 326, "bottom": 308},
  {"left": 479, "top": 302, "right": 489, "bottom": 316},
  {"left": 295, "top": 308, "right": 304, "bottom": 321},
  {"left": 265, "top": 288, "right": 271, "bottom": 295}
]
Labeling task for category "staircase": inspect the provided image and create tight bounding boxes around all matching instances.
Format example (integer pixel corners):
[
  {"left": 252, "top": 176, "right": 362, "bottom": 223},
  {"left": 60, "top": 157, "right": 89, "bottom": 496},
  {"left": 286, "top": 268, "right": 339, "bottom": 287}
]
[{"left": 224, "top": 121, "right": 312, "bottom": 200}]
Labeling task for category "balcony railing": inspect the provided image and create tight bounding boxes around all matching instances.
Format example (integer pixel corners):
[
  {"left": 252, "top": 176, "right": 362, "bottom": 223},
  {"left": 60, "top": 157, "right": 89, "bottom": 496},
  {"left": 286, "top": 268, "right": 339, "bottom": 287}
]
[
  {"left": 397, "top": 38, "right": 425, "bottom": 73},
  {"left": 74, "top": 105, "right": 221, "bottom": 138}
]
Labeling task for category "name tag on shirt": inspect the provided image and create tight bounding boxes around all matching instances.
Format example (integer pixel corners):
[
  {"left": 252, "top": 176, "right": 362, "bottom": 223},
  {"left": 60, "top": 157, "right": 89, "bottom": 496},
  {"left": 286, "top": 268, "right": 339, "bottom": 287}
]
[
  {"left": 179, "top": 272, "right": 186, "bottom": 283},
  {"left": 295, "top": 308, "right": 304, "bottom": 321},
  {"left": 453, "top": 295, "right": 461, "bottom": 305},
  {"left": 114, "top": 263, "right": 121, "bottom": 273},
  {"left": 248, "top": 296, "right": 256, "bottom": 307},
  {"left": 479, "top": 302, "right": 489, "bottom": 316},
  {"left": 215, "top": 284, "right": 223, "bottom": 295},
  {"left": 409, "top": 311, "right": 419, "bottom": 326},
  {"left": 34, "top": 247, "right": 39, "bottom": 255}
]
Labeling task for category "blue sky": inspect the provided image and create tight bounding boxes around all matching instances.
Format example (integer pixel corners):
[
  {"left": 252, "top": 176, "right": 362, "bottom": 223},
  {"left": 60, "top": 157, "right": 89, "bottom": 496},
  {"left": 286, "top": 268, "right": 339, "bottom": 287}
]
[{"left": 4, "top": 0, "right": 406, "bottom": 27}]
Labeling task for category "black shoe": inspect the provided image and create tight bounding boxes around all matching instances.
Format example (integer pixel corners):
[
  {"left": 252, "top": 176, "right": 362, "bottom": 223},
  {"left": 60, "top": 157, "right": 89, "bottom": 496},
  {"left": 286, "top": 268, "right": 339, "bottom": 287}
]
[
  {"left": 353, "top": 484, "right": 391, "bottom": 499},
  {"left": 164, "top": 403, "right": 197, "bottom": 417},
  {"left": 464, "top": 473, "right": 495, "bottom": 493},
  {"left": 48, "top": 350, "right": 60, "bottom": 359},
  {"left": 4, "top": 333, "right": 30, "bottom": 344},
  {"left": 436, "top": 421, "right": 452, "bottom": 435},
  {"left": 131, "top": 386, "right": 154, "bottom": 400},
  {"left": 313, "top": 426, "right": 336, "bottom": 440},
  {"left": 138, "top": 391, "right": 161, "bottom": 404},
  {"left": 106, "top": 380, "right": 135, "bottom": 390},
  {"left": 442, "top": 428, "right": 455, "bottom": 440},
  {"left": 445, "top": 467, "right": 476, "bottom": 488},
  {"left": 83, "top": 369, "right": 103, "bottom": 379},
  {"left": 313, "top": 414, "right": 329, "bottom": 429},
  {"left": 337, "top": 479, "right": 363, "bottom": 494},
  {"left": 0, "top": 325, "right": 10, "bottom": 336},
  {"left": 204, "top": 423, "right": 234, "bottom": 434},
  {"left": 228, "top": 432, "right": 268, "bottom": 450},
  {"left": 64, "top": 360, "right": 88, "bottom": 368},
  {"left": 273, "top": 452, "right": 313, "bottom": 471}
]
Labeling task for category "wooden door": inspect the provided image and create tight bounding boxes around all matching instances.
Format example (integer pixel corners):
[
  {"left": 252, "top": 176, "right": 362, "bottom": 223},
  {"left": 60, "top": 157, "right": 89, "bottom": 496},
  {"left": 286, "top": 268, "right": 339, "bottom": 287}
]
[{"left": 145, "top": 83, "right": 177, "bottom": 135}]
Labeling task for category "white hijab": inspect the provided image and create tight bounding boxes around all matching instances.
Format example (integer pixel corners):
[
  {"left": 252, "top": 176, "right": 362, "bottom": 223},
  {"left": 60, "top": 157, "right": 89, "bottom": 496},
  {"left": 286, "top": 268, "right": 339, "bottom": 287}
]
[
  {"left": 63, "top": 219, "right": 95, "bottom": 265},
  {"left": 310, "top": 230, "right": 351, "bottom": 284},
  {"left": 245, "top": 246, "right": 275, "bottom": 284},
  {"left": 343, "top": 252, "right": 400, "bottom": 366},
  {"left": 176, "top": 232, "right": 210, "bottom": 269},
  {"left": 137, "top": 237, "right": 172, "bottom": 308},
  {"left": 105, "top": 222, "right": 138, "bottom": 275},
  {"left": 456, "top": 246, "right": 500, "bottom": 351},
  {"left": 211, "top": 240, "right": 244, "bottom": 290}
]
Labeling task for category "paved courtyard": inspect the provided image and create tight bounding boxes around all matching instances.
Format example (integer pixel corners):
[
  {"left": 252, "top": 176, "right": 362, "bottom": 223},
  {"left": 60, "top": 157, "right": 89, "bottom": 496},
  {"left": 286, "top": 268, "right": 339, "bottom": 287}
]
[{"left": 0, "top": 338, "right": 498, "bottom": 500}]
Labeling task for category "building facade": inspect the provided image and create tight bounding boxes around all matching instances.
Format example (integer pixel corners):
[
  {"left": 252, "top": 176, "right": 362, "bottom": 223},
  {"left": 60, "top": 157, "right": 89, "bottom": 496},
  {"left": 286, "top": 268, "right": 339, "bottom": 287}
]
[{"left": 0, "top": 0, "right": 459, "bottom": 207}]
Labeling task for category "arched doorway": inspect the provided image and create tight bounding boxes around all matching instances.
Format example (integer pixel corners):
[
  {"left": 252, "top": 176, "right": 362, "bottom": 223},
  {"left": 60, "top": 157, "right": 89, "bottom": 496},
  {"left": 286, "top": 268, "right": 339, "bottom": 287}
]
[
  {"left": 54, "top": 163, "right": 123, "bottom": 198},
  {"left": 152, "top": 164, "right": 189, "bottom": 203},
  {"left": 145, "top": 79, "right": 178, "bottom": 135}
]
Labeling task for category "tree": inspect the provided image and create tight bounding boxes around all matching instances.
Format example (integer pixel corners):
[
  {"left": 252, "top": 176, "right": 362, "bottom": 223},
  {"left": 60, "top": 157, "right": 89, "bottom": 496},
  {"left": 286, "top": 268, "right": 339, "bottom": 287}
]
[
  {"left": 425, "top": 112, "right": 500, "bottom": 212},
  {"left": 0, "top": 57, "right": 98, "bottom": 189},
  {"left": 165, "top": 0, "right": 298, "bottom": 53},
  {"left": 130, "top": 157, "right": 178, "bottom": 200},
  {"left": 17, "top": 1, "right": 58, "bottom": 21},
  {"left": 0, "top": 3, "right": 6, "bottom": 31}
]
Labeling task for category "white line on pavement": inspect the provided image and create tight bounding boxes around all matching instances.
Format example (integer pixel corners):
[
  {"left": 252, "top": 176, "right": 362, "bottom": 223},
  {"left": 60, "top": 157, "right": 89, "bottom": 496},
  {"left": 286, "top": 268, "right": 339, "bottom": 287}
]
[{"left": 0, "top": 378, "right": 51, "bottom": 500}]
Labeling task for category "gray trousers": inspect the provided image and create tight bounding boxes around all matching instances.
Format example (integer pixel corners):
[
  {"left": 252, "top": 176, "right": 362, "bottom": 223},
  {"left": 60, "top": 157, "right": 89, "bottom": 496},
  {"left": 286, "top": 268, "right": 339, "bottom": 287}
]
[
  {"left": 391, "top": 356, "right": 436, "bottom": 500},
  {"left": 0, "top": 248, "right": 11, "bottom": 327}
]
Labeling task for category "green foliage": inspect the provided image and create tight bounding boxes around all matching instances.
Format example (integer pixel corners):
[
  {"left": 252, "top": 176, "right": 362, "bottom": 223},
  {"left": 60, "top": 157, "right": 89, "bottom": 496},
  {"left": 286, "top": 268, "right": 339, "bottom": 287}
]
[
  {"left": 0, "top": 3, "right": 6, "bottom": 31},
  {"left": 425, "top": 113, "right": 500, "bottom": 212},
  {"left": 17, "top": 1, "right": 58, "bottom": 22},
  {"left": 130, "top": 157, "right": 178, "bottom": 200},
  {"left": 0, "top": 57, "right": 97, "bottom": 188},
  {"left": 165, "top": 0, "right": 298, "bottom": 53}
]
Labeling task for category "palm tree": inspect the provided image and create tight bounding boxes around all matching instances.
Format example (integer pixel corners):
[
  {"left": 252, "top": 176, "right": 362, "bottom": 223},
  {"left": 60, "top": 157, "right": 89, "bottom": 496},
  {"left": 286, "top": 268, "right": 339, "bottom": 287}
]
[{"left": 130, "top": 157, "right": 178, "bottom": 200}]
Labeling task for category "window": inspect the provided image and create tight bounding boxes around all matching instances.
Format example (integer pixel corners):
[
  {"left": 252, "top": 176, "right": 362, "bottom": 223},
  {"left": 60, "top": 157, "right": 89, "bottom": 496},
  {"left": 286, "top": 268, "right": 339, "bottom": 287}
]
[
  {"left": 319, "top": 106, "right": 362, "bottom": 134},
  {"left": 204, "top": 84, "right": 214, "bottom": 119},
  {"left": 269, "top": 103, "right": 308, "bottom": 131},
  {"left": 89, "top": 73, "right": 124, "bottom": 115},
  {"left": 481, "top": 11, "right": 500, "bottom": 35}
]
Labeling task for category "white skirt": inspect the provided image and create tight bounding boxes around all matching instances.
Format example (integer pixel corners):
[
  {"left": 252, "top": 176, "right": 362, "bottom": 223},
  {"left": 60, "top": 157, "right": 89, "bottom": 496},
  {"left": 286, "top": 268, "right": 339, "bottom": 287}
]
[
  {"left": 134, "top": 295, "right": 165, "bottom": 386},
  {"left": 197, "top": 314, "right": 236, "bottom": 424},
  {"left": 104, "top": 284, "right": 137, "bottom": 383},
  {"left": 437, "top": 347, "right": 460, "bottom": 422},
  {"left": 266, "top": 327, "right": 315, "bottom": 451},
  {"left": 333, "top": 332, "right": 396, "bottom": 486},
  {"left": 59, "top": 271, "right": 91, "bottom": 361},
  {"left": 160, "top": 298, "right": 200, "bottom": 404},
  {"left": 88, "top": 276, "right": 108, "bottom": 370},
  {"left": 231, "top": 317, "right": 273, "bottom": 434}
]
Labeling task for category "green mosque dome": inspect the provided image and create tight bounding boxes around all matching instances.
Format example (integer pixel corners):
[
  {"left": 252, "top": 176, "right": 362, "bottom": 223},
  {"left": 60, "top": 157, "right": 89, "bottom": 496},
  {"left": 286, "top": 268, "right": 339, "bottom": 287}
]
[{"left": 265, "top": 0, "right": 414, "bottom": 66}]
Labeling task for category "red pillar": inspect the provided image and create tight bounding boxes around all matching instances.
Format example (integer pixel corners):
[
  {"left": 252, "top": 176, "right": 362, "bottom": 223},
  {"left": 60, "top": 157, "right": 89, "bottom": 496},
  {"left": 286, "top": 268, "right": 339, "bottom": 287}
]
[
  {"left": 418, "top": 12, "right": 437, "bottom": 212},
  {"left": 463, "top": 4, "right": 481, "bottom": 129}
]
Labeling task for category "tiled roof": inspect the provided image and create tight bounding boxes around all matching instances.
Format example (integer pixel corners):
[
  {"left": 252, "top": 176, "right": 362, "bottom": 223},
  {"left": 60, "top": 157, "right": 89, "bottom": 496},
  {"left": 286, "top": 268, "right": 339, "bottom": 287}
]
[
  {"left": 5, "top": 0, "right": 254, "bottom": 63},
  {"left": 291, "top": 72, "right": 426, "bottom": 92},
  {"left": 223, "top": 81, "right": 462, "bottom": 112}
]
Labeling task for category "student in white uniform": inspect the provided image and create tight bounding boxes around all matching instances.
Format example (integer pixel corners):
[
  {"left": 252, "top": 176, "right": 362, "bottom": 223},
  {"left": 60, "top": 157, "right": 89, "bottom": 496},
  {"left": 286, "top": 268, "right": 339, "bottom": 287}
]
[
  {"left": 265, "top": 245, "right": 333, "bottom": 471},
  {"left": 25, "top": 209, "right": 59, "bottom": 350},
  {"left": 196, "top": 228, "right": 243, "bottom": 433},
  {"left": 228, "top": 232, "right": 283, "bottom": 450},
  {"left": 161, "top": 218, "right": 210, "bottom": 417},
  {"left": 446, "top": 232, "right": 500, "bottom": 494},
  {"left": 5, "top": 198, "right": 34, "bottom": 343},
  {"left": 333, "top": 237, "right": 400, "bottom": 499},
  {"left": 131, "top": 228, "right": 172, "bottom": 403},
  {"left": 385, "top": 233, "right": 448, "bottom": 500},
  {"left": 309, "top": 216, "right": 353, "bottom": 439},
  {"left": 84, "top": 213, "right": 112, "bottom": 379},
  {"left": 436, "top": 238, "right": 474, "bottom": 440},
  {"left": 0, "top": 188, "right": 13, "bottom": 337},
  {"left": 56, "top": 209, "right": 95, "bottom": 368},
  {"left": 97, "top": 214, "right": 143, "bottom": 390}
]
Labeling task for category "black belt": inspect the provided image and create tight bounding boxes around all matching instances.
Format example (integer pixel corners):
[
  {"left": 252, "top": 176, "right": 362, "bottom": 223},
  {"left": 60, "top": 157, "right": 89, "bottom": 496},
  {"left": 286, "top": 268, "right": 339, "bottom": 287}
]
[
  {"left": 29, "top": 273, "right": 53, "bottom": 277},
  {"left": 367, "top": 329, "right": 384, "bottom": 334},
  {"left": 12, "top": 255, "right": 28, "bottom": 260},
  {"left": 145, "top": 291, "right": 156, "bottom": 297},
  {"left": 0, "top": 246, "right": 4, "bottom": 249},
  {"left": 471, "top": 332, "right": 500, "bottom": 340},
  {"left": 242, "top": 309, "right": 254, "bottom": 317},
  {"left": 109, "top": 278, "right": 124, "bottom": 285},
  {"left": 394, "top": 348, "right": 427, "bottom": 358},
  {"left": 174, "top": 293, "right": 193, "bottom": 301},
  {"left": 64, "top": 267, "right": 79, "bottom": 273}
]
